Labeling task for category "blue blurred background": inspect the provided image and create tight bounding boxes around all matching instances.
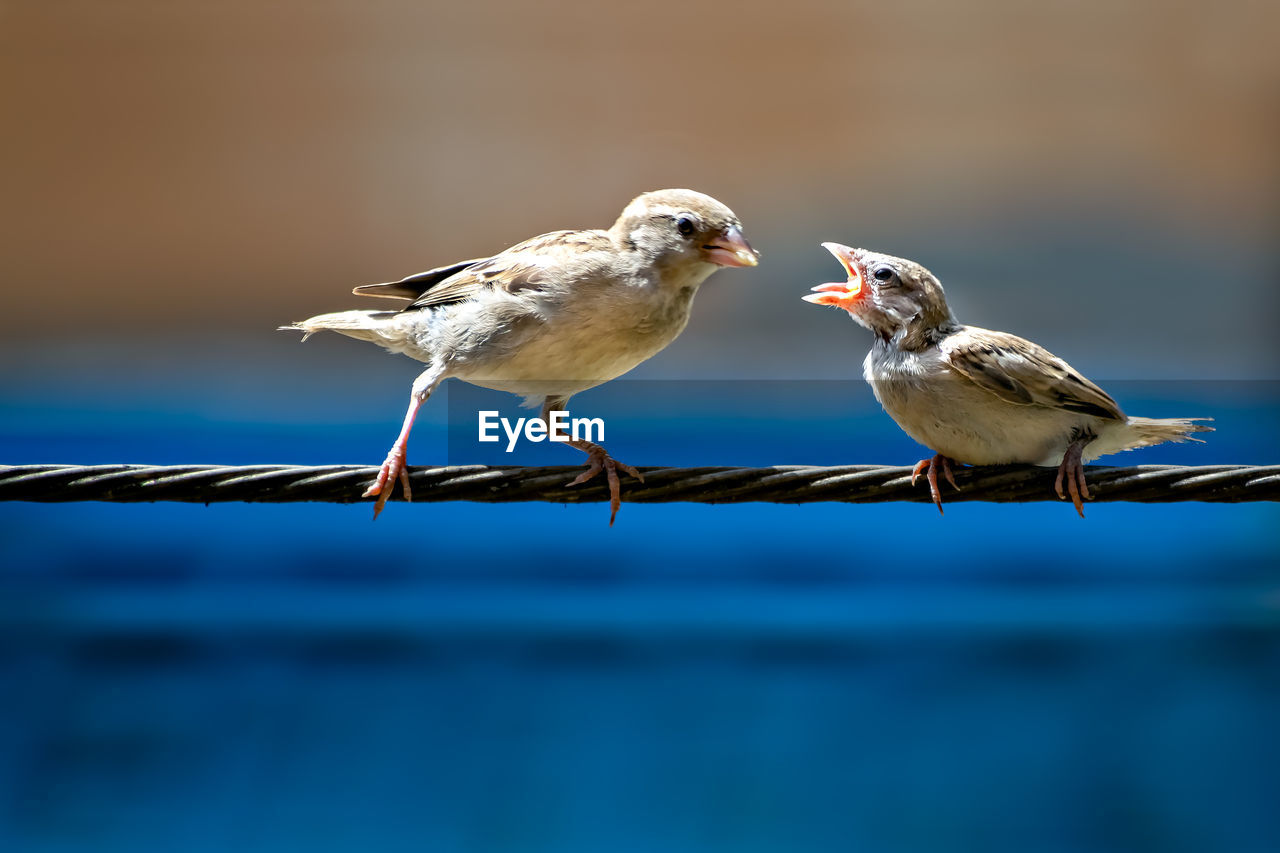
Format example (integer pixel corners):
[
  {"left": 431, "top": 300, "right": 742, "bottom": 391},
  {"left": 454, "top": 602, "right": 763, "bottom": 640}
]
[{"left": 2, "top": 1, "right": 1279, "bottom": 851}]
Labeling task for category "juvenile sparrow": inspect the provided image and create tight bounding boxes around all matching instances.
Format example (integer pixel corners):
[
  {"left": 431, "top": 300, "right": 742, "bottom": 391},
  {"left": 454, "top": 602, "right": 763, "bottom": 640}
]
[
  {"left": 803, "top": 243, "right": 1211, "bottom": 516},
  {"left": 283, "top": 189, "right": 758, "bottom": 522}
]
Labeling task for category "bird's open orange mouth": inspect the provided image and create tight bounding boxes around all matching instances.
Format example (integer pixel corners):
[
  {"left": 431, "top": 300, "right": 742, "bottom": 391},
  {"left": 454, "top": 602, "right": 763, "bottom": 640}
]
[{"left": 802, "top": 242, "right": 864, "bottom": 309}]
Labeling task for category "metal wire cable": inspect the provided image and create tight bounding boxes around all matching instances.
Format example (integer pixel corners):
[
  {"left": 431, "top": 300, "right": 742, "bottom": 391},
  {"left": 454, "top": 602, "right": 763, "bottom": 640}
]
[{"left": 2, "top": 463, "right": 1278, "bottom": 506}]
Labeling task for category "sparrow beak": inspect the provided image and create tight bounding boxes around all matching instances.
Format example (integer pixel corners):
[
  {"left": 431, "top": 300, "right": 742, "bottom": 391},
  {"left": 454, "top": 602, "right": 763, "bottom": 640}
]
[
  {"left": 802, "top": 242, "right": 865, "bottom": 309},
  {"left": 703, "top": 225, "right": 760, "bottom": 268}
]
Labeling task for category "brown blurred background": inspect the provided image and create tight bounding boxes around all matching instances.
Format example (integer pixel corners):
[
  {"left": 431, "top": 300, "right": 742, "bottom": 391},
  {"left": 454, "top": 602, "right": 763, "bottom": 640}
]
[{"left": 2, "top": 0, "right": 1277, "bottom": 380}]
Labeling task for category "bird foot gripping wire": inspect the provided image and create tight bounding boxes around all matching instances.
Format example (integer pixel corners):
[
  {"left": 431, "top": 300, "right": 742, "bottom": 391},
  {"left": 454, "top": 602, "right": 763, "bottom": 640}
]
[
  {"left": 565, "top": 443, "right": 644, "bottom": 526},
  {"left": 911, "top": 454, "right": 960, "bottom": 514}
]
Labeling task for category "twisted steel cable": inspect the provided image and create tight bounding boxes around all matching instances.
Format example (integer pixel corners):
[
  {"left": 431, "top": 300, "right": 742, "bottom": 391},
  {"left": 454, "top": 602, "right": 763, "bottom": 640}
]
[{"left": 1, "top": 463, "right": 1278, "bottom": 506}]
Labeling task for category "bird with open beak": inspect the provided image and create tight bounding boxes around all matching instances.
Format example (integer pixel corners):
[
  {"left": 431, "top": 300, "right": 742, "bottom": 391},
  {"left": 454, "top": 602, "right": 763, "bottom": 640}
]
[
  {"left": 284, "top": 189, "right": 758, "bottom": 523},
  {"left": 804, "top": 243, "right": 1211, "bottom": 516}
]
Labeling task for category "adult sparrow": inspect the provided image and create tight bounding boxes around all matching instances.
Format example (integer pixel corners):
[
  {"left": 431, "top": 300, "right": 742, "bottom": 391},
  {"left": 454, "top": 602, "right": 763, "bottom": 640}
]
[
  {"left": 803, "top": 243, "right": 1211, "bottom": 516},
  {"left": 284, "top": 189, "right": 759, "bottom": 522}
]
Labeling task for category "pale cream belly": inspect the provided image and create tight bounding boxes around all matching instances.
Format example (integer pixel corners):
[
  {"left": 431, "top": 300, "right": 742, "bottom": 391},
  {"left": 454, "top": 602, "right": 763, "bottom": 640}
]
[
  {"left": 452, "top": 320, "right": 677, "bottom": 399},
  {"left": 872, "top": 377, "right": 1088, "bottom": 466}
]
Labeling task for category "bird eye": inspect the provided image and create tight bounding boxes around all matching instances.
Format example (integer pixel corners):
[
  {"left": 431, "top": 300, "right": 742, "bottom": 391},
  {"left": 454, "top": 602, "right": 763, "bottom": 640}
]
[
  {"left": 675, "top": 216, "right": 696, "bottom": 237},
  {"left": 872, "top": 265, "right": 897, "bottom": 283}
]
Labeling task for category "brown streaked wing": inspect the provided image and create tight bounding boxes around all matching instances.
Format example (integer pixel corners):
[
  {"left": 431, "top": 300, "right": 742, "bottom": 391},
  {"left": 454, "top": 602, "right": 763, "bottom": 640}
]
[
  {"left": 943, "top": 328, "right": 1125, "bottom": 420},
  {"left": 404, "top": 229, "right": 614, "bottom": 311},
  {"left": 352, "top": 258, "right": 489, "bottom": 300}
]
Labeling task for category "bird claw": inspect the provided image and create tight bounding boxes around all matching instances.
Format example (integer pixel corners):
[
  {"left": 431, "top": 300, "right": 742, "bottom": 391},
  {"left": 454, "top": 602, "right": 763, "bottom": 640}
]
[
  {"left": 911, "top": 453, "right": 959, "bottom": 515},
  {"left": 364, "top": 444, "right": 411, "bottom": 519},
  {"left": 1054, "top": 441, "right": 1091, "bottom": 518},
  {"left": 567, "top": 447, "right": 643, "bottom": 526}
]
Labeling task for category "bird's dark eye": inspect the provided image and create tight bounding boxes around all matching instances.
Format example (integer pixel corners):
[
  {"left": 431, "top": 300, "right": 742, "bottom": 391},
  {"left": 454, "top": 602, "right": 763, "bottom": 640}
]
[
  {"left": 872, "top": 265, "right": 897, "bottom": 283},
  {"left": 675, "top": 216, "right": 696, "bottom": 237}
]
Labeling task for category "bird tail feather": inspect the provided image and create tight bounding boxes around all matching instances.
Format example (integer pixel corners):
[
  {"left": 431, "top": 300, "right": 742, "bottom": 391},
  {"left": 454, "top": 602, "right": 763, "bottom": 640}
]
[
  {"left": 278, "top": 310, "right": 403, "bottom": 344},
  {"left": 1122, "top": 416, "right": 1214, "bottom": 449}
]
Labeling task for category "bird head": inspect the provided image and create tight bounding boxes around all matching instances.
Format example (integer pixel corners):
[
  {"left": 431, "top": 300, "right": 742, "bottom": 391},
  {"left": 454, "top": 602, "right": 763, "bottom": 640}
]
[
  {"left": 613, "top": 189, "right": 759, "bottom": 277},
  {"left": 803, "top": 244, "right": 956, "bottom": 346}
]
